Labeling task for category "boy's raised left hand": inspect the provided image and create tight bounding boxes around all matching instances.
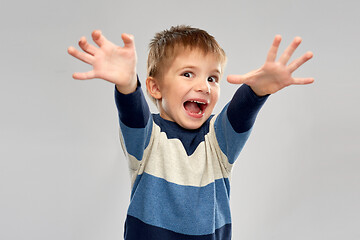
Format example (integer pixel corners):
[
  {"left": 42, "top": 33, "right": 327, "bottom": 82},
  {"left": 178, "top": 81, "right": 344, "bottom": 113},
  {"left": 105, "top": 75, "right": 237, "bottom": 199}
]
[{"left": 227, "top": 35, "right": 314, "bottom": 96}]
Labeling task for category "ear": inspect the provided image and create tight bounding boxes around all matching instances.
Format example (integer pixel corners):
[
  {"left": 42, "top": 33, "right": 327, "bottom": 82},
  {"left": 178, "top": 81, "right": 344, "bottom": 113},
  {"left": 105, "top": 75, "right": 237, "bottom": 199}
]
[{"left": 146, "top": 77, "right": 162, "bottom": 100}]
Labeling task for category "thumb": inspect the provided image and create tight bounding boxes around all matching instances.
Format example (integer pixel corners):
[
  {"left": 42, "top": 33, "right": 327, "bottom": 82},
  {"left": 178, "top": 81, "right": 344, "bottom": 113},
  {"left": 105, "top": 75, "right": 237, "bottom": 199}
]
[
  {"left": 227, "top": 75, "right": 246, "bottom": 84},
  {"left": 121, "top": 33, "right": 135, "bottom": 49}
]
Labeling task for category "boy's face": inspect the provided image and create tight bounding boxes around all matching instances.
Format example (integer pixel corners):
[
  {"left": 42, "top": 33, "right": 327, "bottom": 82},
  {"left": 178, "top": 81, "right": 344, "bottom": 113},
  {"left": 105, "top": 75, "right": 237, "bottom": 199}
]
[{"left": 156, "top": 48, "right": 221, "bottom": 129}]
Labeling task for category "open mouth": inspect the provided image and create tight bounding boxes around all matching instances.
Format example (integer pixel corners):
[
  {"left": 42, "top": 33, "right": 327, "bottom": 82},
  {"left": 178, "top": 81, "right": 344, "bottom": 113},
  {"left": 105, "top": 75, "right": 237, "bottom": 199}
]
[{"left": 183, "top": 100, "right": 208, "bottom": 117}]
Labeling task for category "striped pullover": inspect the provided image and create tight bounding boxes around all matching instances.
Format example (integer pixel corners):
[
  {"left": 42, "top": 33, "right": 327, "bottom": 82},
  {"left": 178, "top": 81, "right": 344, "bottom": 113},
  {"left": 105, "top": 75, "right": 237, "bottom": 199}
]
[{"left": 115, "top": 81, "right": 268, "bottom": 240}]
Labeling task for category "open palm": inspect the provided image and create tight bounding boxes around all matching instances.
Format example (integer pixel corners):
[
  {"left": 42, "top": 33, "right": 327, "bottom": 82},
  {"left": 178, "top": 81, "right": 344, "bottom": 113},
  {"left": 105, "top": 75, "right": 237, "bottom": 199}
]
[
  {"left": 227, "top": 35, "right": 314, "bottom": 96},
  {"left": 68, "top": 30, "right": 137, "bottom": 90}
]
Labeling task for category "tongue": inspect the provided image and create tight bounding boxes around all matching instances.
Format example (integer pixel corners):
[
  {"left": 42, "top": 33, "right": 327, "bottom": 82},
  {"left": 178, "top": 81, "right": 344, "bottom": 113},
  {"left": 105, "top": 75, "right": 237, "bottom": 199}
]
[{"left": 184, "top": 101, "right": 200, "bottom": 113}]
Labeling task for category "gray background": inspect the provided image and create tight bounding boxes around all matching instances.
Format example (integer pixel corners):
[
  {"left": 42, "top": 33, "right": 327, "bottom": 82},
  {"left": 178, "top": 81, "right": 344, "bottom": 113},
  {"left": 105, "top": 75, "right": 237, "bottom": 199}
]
[{"left": 1, "top": 0, "right": 359, "bottom": 239}]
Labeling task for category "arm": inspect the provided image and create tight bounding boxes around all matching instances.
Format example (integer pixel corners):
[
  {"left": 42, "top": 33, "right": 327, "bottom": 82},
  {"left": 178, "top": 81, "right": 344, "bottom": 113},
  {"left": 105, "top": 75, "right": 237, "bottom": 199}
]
[
  {"left": 68, "top": 31, "right": 152, "bottom": 162},
  {"left": 67, "top": 30, "right": 138, "bottom": 94},
  {"left": 215, "top": 36, "right": 313, "bottom": 164},
  {"left": 115, "top": 81, "right": 152, "bottom": 162},
  {"left": 214, "top": 85, "right": 268, "bottom": 164}
]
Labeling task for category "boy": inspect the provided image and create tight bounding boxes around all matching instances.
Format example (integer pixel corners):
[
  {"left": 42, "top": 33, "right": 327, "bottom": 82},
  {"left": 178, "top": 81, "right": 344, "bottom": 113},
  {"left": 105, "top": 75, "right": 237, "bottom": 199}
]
[{"left": 68, "top": 25, "right": 313, "bottom": 240}]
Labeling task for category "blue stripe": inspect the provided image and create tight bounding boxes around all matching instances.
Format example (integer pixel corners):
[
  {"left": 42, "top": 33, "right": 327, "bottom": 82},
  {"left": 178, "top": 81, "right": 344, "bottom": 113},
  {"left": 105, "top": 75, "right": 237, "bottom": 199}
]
[
  {"left": 119, "top": 117, "right": 152, "bottom": 161},
  {"left": 128, "top": 172, "right": 231, "bottom": 236},
  {"left": 124, "top": 215, "right": 231, "bottom": 240},
  {"left": 214, "top": 104, "right": 252, "bottom": 164}
]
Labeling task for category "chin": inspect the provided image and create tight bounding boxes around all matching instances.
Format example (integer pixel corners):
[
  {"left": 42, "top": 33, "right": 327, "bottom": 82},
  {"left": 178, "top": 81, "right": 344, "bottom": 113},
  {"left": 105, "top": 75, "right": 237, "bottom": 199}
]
[{"left": 178, "top": 117, "right": 207, "bottom": 130}]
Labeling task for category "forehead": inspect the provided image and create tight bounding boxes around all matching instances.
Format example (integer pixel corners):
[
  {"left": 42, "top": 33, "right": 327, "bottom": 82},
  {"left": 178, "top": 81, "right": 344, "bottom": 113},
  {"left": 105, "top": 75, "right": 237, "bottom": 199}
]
[{"left": 166, "top": 46, "right": 223, "bottom": 72}]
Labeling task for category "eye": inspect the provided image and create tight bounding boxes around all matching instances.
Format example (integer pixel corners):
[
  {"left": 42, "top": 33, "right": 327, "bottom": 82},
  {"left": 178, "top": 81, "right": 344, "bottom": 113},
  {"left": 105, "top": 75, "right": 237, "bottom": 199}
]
[
  {"left": 207, "top": 76, "right": 217, "bottom": 83},
  {"left": 183, "top": 72, "right": 193, "bottom": 78}
]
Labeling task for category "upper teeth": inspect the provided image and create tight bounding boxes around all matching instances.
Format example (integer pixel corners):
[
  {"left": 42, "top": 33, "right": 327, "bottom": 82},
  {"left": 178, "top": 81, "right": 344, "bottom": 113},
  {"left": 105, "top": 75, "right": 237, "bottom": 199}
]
[{"left": 190, "top": 100, "right": 205, "bottom": 104}]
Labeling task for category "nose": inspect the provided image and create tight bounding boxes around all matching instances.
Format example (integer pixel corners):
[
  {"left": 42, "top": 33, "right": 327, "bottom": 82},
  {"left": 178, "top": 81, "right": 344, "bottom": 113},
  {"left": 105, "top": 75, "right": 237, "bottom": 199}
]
[{"left": 195, "top": 78, "right": 210, "bottom": 94}]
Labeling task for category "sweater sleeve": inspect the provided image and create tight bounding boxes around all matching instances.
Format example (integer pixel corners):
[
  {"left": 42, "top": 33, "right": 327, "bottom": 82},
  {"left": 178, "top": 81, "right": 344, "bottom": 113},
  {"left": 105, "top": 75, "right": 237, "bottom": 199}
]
[
  {"left": 115, "top": 79, "right": 151, "bottom": 128},
  {"left": 214, "top": 84, "right": 269, "bottom": 164},
  {"left": 227, "top": 84, "right": 269, "bottom": 133},
  {"left": 114, "top": 79, "right": 153, "bottom": 161}
]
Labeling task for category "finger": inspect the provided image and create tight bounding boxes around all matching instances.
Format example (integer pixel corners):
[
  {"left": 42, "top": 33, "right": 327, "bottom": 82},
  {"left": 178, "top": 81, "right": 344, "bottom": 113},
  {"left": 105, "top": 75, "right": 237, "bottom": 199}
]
[
  {"left": 67, "top": 46, "right": 94, "bottom": 65},
  {"left": 92, "top": 30, "right": 109, "bottom": 47},
  {"left": 266, "top": 35, "right": 282, "bottom": 62},
  {"left": 278, "top": 36, "right": 302, "bottom": 65},
  {"left": 292, "top": 77, "right": 315, "bottom": 85},
  {"left": 287, "top": 51, "right": 313, "bottom": 73},
  {"left": 121, "top": 33, "right": 135, "bottom": 49},
  {"left": 79, "top": 36, "right": 97, "bottom": 55},
  {"left": 72, "top": 71, "right": 96, "bottom": 80},
  {"left": 227, "top": 75, "right": 246, "bottom": 84}
]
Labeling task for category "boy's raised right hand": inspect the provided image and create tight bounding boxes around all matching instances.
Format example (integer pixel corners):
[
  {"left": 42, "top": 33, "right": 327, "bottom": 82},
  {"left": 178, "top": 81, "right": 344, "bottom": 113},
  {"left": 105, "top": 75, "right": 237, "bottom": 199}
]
[{"left": 68, "top": 30, "right": 137, "bottom": 94}]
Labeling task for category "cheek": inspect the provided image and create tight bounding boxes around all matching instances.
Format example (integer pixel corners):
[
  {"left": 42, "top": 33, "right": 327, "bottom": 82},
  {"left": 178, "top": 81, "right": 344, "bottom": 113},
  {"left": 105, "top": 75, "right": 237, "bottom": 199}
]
[{"left": 211, "top": 87, "right": 220, "bottom": 104}]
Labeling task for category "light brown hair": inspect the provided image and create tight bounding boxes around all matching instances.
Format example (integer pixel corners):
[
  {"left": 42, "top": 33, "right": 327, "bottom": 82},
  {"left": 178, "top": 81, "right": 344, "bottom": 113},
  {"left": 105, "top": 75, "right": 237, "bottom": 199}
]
[{"left": 147, "top": 25, "right": 226, "bottom": 78}]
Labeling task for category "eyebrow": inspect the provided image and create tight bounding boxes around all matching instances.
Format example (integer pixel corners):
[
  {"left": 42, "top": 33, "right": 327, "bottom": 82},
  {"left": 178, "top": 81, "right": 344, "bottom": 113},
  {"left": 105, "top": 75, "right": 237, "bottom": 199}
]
[{"left": 177, "top": 65, "right": 221, "bottom": 75}]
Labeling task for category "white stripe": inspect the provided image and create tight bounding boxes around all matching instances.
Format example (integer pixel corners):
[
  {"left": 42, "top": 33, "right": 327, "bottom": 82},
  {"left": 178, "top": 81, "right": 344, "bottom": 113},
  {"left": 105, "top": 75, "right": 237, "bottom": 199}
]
[{"left": 123, "top": 116, "right": 234, "bottom": 188}]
